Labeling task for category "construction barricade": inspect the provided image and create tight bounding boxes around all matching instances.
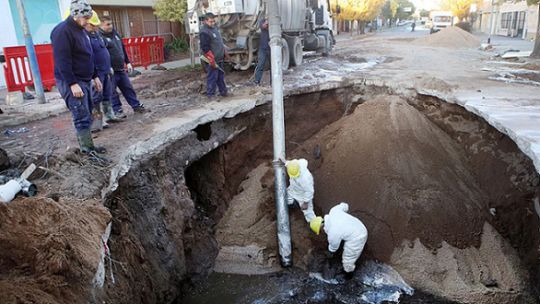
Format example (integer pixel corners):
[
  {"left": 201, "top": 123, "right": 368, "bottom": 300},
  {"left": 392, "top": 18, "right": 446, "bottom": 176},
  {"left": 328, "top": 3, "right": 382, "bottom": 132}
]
[
  {"left": 2, "top": 36, "right": 165, "bottom": 93},
  {"left": 2, "top": 44, "right": 56, "bottom": 93}
]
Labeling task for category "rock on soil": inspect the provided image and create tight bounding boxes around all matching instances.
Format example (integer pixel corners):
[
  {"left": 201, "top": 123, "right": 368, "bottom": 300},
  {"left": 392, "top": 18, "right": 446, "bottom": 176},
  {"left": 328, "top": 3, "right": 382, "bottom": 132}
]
[
  {"left": 413, "top": 27, "right": 480, "bottom": 49},
  {"left": 0, "top": 197, "right": 111, "bottom": 304}
]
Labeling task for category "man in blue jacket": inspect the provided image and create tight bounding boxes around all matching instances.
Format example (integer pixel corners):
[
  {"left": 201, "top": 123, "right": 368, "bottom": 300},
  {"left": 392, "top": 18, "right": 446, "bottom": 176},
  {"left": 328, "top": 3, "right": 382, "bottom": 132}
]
[
  {"left": 100, "top": 16, "right": 148, "bottom": 117},
  {"left": 85, "top": 11, "right": 118, "bottom": 132},
  {"left": 51, "top": 0, "right": 106, "bottom": 154},
  {"left": 254, "top": 19, "right": 270, "bottom": 86},
  {"left": 199, "top": 13, "right": 228, "bottom": 98}
]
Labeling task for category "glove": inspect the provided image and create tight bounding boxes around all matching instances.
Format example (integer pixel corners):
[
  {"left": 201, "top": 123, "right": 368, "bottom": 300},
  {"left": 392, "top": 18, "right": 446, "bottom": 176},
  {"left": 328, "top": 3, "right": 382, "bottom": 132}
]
[
  {"left": 205, "top": 51, "right": 217, "bottom": 69},
  {"left": 127, "top": 63, "right": 133, "bottom": 73}
]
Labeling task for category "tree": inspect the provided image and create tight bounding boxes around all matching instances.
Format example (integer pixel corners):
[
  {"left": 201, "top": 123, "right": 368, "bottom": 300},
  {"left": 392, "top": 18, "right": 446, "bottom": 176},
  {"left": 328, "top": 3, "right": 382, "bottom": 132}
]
[
  {"left": 419, "top": 9, "right": 430, "bottom": 18},
  {"left": 154, "top": 0, "right": 188, "bottom": 23},
  {"left": 528, "top": 0, "right": 540, "bottom": 58},
  {"left": 395, "top": 0, "right": 416, "bottom": 20},
  {"left": 330, "top": 0, "right": 386, "bottom": 33},
  {"left": 382, "top": 0, "right": 399, "bottom": 26},
  {"left": 443, "top": 0, "right": 480, "bottom": 22}
]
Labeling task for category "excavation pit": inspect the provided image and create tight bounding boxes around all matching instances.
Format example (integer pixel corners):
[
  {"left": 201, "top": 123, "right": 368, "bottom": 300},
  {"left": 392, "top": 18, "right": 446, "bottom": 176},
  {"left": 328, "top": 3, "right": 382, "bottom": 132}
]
[{"left": 103, "top": 87, "right": 540, "bottom": 304}]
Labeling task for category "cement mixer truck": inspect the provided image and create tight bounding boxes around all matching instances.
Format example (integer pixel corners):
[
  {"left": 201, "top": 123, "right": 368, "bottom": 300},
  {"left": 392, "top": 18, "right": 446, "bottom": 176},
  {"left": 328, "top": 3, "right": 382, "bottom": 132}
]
[{"left": 186, "top": 0, "right": 335, "bottom": 70}]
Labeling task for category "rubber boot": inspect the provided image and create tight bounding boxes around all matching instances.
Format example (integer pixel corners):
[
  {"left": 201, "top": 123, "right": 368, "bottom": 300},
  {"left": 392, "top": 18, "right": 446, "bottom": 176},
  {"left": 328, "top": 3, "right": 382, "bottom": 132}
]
[
  {"left": 77, "top": 129, "right": 107, "bottom": 154},
  {"left": 91, "top": 105, "right": 104, "bottom": 133},
  {"left": 102, "top": 100, "right": 122, "bottom": 123}
]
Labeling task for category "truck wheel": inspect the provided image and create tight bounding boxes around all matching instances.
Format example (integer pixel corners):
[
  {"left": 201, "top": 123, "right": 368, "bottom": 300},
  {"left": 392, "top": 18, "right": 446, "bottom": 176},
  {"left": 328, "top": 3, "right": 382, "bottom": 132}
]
[
  {"left": 281, "top": 38, "right": 290, "bottom": 70},
  {"left": 290, "top": 37, "right": 303, "bottom": 67}
]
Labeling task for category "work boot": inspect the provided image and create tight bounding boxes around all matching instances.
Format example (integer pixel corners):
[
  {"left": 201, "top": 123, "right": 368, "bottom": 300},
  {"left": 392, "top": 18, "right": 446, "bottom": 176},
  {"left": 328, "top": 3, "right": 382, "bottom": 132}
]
[
  {"left": 77, "top": 129, "right": 107, "bottom": 154},
  {"left": 102, "top": 116, "right": 110, "bottom": 129},
  {"left": 133, "top": 104, "right": 150, "bottom": 114},
  {"left": 102, "top": 100, "right": 122, "bottom": 123},
  {"left": 91, "top": 106, "right": 103, "bottom": 133}
]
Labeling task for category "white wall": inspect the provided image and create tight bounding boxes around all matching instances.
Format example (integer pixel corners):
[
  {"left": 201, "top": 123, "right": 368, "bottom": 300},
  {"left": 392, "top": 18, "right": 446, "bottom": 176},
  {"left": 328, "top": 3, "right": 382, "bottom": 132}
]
[{"left": 0, "top": 1, "right": 19, "bottom": 89}]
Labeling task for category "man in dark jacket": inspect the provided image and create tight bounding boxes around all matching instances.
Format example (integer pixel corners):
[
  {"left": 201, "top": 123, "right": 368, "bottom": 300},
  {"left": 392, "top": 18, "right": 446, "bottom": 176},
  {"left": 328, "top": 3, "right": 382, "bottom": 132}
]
[
  {"left": 100, "top": 16, "right": 148, "bottom": 117},
  {"left": 254, "top": 18, "right": 270, "bottom": 86},
  {"left": 200, "top": 13, "right": 228, "bottom": 98},
  {"left": 51, "top": 0, "right": 106, "bottom": 154},
  {"left": 85, "top": 11, "right": 119, "bottom": 132}
]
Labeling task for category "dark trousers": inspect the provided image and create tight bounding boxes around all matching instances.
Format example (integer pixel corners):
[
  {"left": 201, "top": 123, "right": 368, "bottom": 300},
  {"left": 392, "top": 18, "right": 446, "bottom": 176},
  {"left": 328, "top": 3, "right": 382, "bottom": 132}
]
[
  {"left": 255, "top": 49, "right": 270, "bottom": 84},
  {"left": 56, "top": 79, "right": 93, "bottom": 132},
  {"left": 92, "top": 72, "right": 112, "bottom": 106},
  {"left": 111, "top": 70, "right": 141, "bottom": 113},
  {"left": 206, "top": 61, "right": 227, "bottom": 97}
]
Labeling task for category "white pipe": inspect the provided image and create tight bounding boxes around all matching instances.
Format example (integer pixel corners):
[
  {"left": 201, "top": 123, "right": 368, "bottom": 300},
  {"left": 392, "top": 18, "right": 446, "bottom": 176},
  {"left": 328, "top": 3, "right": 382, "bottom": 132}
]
[{"left": 266, "top": 0, "right": 292, "bottom": 267}]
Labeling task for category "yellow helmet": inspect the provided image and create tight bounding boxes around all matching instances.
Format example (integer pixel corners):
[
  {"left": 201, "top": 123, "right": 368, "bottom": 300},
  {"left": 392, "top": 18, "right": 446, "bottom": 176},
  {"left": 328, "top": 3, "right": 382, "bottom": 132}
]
[
  {"left": 64, "top": 9, "right": 101, "bottom": 26},
  {"left": 286, "top": 160, "right": 300, "bottom": 178},
  {"left": 310, "top": 217, "right": 323, "bottom": 235}
]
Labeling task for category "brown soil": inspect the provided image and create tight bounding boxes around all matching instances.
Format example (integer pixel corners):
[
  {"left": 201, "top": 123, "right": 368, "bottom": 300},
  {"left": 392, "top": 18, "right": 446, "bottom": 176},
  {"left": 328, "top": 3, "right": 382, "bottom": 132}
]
[
  {"left": 0, "top": 197, "right": 110, "bottom": 304},
  {"left": 413, "top": 27, "right": 480, "bottom": 49},
  {"left": 301, "top": 96, "right": 489, "bottom": 258}
]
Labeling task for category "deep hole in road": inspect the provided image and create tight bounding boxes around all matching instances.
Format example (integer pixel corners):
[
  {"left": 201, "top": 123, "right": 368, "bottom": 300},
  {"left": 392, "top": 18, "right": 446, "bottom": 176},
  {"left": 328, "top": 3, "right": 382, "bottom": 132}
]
[{"left": 106, "top": 88, "right": 540, "bottom": 304}]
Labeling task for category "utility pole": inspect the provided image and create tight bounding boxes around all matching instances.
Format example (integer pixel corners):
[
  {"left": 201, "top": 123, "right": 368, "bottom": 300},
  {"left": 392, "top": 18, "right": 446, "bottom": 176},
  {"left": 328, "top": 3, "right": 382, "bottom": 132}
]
[
  {"left": 488, "top": 0, "right": 495, "bottom": 44},
  {"left": 15, "top": 0, "right": 46, "bottom": 104},
  {"left": 266, "top": 0, "right": 292, "bottom": 267}
]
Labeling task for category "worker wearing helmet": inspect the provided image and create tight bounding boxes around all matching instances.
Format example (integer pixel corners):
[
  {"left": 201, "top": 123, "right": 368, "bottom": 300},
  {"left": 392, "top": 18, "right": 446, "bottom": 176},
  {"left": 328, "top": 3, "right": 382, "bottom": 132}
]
[
  {"left": 83, "top": 11, "right": 119, "bottom": 132},
  {"left": 310, "top": 202, "right": 368, "bottom": 278},
  {"left": 285, "top": 159, "right": 316, "bottom": 224}
]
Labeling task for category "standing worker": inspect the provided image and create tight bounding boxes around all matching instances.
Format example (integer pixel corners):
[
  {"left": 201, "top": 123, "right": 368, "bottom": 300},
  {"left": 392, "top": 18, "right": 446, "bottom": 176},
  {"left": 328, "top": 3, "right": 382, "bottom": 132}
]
[
  {"left": 51, "top": 0, "right": 106, "bottom": 154},
  {"left": 254, "top": 18, "right": 269, "bottom": 86},
  {"left": 84, "top": 11, "right": 118, "bottom": 132},
  {"left": 100, "top": 16, "right": 148, "bottom": 118},
  {"left": 199, "top": 13, "right": 228, "bottom": 98},
  {"left": 285, "top": 159, "right": 317, "bottom": 225},
  {"left": 310, "top": 202, "right": 368, "bottom": 279}
]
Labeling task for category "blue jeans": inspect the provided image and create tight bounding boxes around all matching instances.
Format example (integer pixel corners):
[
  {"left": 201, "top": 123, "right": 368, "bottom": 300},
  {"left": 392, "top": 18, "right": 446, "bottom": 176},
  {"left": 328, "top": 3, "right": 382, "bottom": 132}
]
[
  {"left": 111, "top": 70, "right": 141, "bottom": 113},
  {"left": 206, "top": 61, "right": 227, "bottom": 97},
  {"left": 92, "top": 72, "right": 112, "bottom": 106},
  {"left": 56, "top": 79, "right": 93, "bottom": 132},
  {"left": 255, "top": 49, "right": 270, "bottom": 84}
]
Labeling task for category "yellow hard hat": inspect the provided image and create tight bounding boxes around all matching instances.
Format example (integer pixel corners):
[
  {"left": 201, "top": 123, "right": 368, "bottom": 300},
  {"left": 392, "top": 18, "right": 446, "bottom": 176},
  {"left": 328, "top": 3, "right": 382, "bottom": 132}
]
[
  {"left": 286, "top": 160, "right": 300, "bottom": 178},
  {"left": 310, "top": 217, "right": 323, "bottom": 235},
  {"left": 89, "top": 11, "right": 101, "bottom": 26},
  {"left": 63, "top": 9, "right": 101, "bottom": 26}
]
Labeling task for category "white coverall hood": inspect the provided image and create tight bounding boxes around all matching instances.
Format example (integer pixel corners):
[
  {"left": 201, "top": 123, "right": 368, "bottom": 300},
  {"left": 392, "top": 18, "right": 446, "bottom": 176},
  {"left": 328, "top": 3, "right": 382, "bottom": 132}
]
[
  {"left": 286, "top": 159, "right": 316, "bottom": 222},
  {"left": 324, "top": 202, "right": 368, "bottom": 273}
]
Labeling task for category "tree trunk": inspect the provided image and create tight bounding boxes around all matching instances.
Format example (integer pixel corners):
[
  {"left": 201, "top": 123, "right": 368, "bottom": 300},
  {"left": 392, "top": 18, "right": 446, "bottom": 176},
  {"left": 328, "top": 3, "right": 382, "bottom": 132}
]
[
  {"left": 532, "top": 5, "right": 540, "bottom": 58},
  {"left": 360, "top": 21, "right": 366, "bottom": 34}
]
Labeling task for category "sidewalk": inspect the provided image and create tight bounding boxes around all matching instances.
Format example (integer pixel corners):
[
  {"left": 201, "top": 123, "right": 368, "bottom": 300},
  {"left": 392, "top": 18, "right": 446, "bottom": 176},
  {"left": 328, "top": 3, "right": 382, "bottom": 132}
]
[{"left": 0, "top": 58, "right": 197, "bottom": 129}]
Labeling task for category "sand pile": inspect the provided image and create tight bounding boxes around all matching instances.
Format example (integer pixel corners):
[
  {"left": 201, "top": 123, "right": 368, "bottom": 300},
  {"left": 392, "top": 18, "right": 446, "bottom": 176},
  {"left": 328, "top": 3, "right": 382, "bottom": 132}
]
[
  {"left": 0, "top": 197, "right": 111, "bottom": 304},
  {"left": 298, "top": 96, "right": 490, "bottom": 259},
  {"left": 413, "top": 27, "right": 480, "bottom": 48}
]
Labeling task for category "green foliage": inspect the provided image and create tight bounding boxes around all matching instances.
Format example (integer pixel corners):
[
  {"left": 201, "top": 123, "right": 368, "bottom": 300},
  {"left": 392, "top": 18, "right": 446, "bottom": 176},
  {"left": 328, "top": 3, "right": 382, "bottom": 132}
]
[
  {"left": 154, "top": 0, "right": 188, "bottom": 23},
  {"left": 419, "top": 9, "right": 429, "bottom": 17},
  {"left": 527, "top": 0, "right": 539, "bottom": 5},
  {"left": 166, "top": 38, "right": 189, "bottom": 53},
  {"left": 395, "top": 0, "right": 415, "bottom": 20}
]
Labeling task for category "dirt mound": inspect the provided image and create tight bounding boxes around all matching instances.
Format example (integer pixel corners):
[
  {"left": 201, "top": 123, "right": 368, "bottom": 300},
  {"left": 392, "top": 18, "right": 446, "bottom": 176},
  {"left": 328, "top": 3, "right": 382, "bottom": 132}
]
[
  {"left": 300, "top": 96, "right": 490, "bottom": 259},
  {"left": 0, "top": 197, "right": 111, "bottom": 304},
  {"left": 413, "top": 27, "right": 480, "bottom": 48}
]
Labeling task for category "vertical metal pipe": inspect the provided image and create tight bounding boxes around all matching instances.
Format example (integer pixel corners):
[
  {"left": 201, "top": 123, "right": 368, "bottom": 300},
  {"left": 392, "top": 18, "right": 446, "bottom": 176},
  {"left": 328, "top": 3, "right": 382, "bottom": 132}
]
[
  {"left": 15, "top": 0, "right": 46, "bottom": 104},
  {"left": 266, "top": 0, "right": 292, "bottom": 267}
]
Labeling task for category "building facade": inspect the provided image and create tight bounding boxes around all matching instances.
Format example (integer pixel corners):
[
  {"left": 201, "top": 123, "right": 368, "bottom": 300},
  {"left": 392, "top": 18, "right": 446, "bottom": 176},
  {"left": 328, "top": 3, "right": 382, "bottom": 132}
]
[
  {"left": 1, "top": 0, "right": 182, "bottom": 88},
  {"left": 474, "top": 0, "right": 539, "bottom": 40},
  {"left": 89, "top": 0, "right": 183, "bottom": 43}
]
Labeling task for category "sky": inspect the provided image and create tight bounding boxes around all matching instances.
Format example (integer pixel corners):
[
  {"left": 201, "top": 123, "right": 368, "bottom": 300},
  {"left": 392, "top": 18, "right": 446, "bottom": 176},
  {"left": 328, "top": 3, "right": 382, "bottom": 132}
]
[{"left": 411, "top": 0, "right": 443, "bottom": 11}]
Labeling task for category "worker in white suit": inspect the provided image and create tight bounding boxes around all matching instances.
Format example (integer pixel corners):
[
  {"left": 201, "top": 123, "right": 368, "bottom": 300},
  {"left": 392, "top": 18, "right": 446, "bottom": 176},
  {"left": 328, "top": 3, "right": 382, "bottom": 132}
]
[
  {"left": 285, "top": 158, "right": 317, "bottom": 224},
  {"left": 311, "top": 202, "right": 368, "bottom": 277}
]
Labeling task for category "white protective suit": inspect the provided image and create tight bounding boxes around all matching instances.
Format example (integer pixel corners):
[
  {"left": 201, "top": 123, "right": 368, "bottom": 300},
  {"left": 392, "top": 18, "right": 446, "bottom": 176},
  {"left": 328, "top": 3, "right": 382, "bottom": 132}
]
[
  {"left": 324, "top": 203, "right": 368, "bottom": 273},
  {"left": 286, "top": 159, "right": 316, "bottom": 223}
]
